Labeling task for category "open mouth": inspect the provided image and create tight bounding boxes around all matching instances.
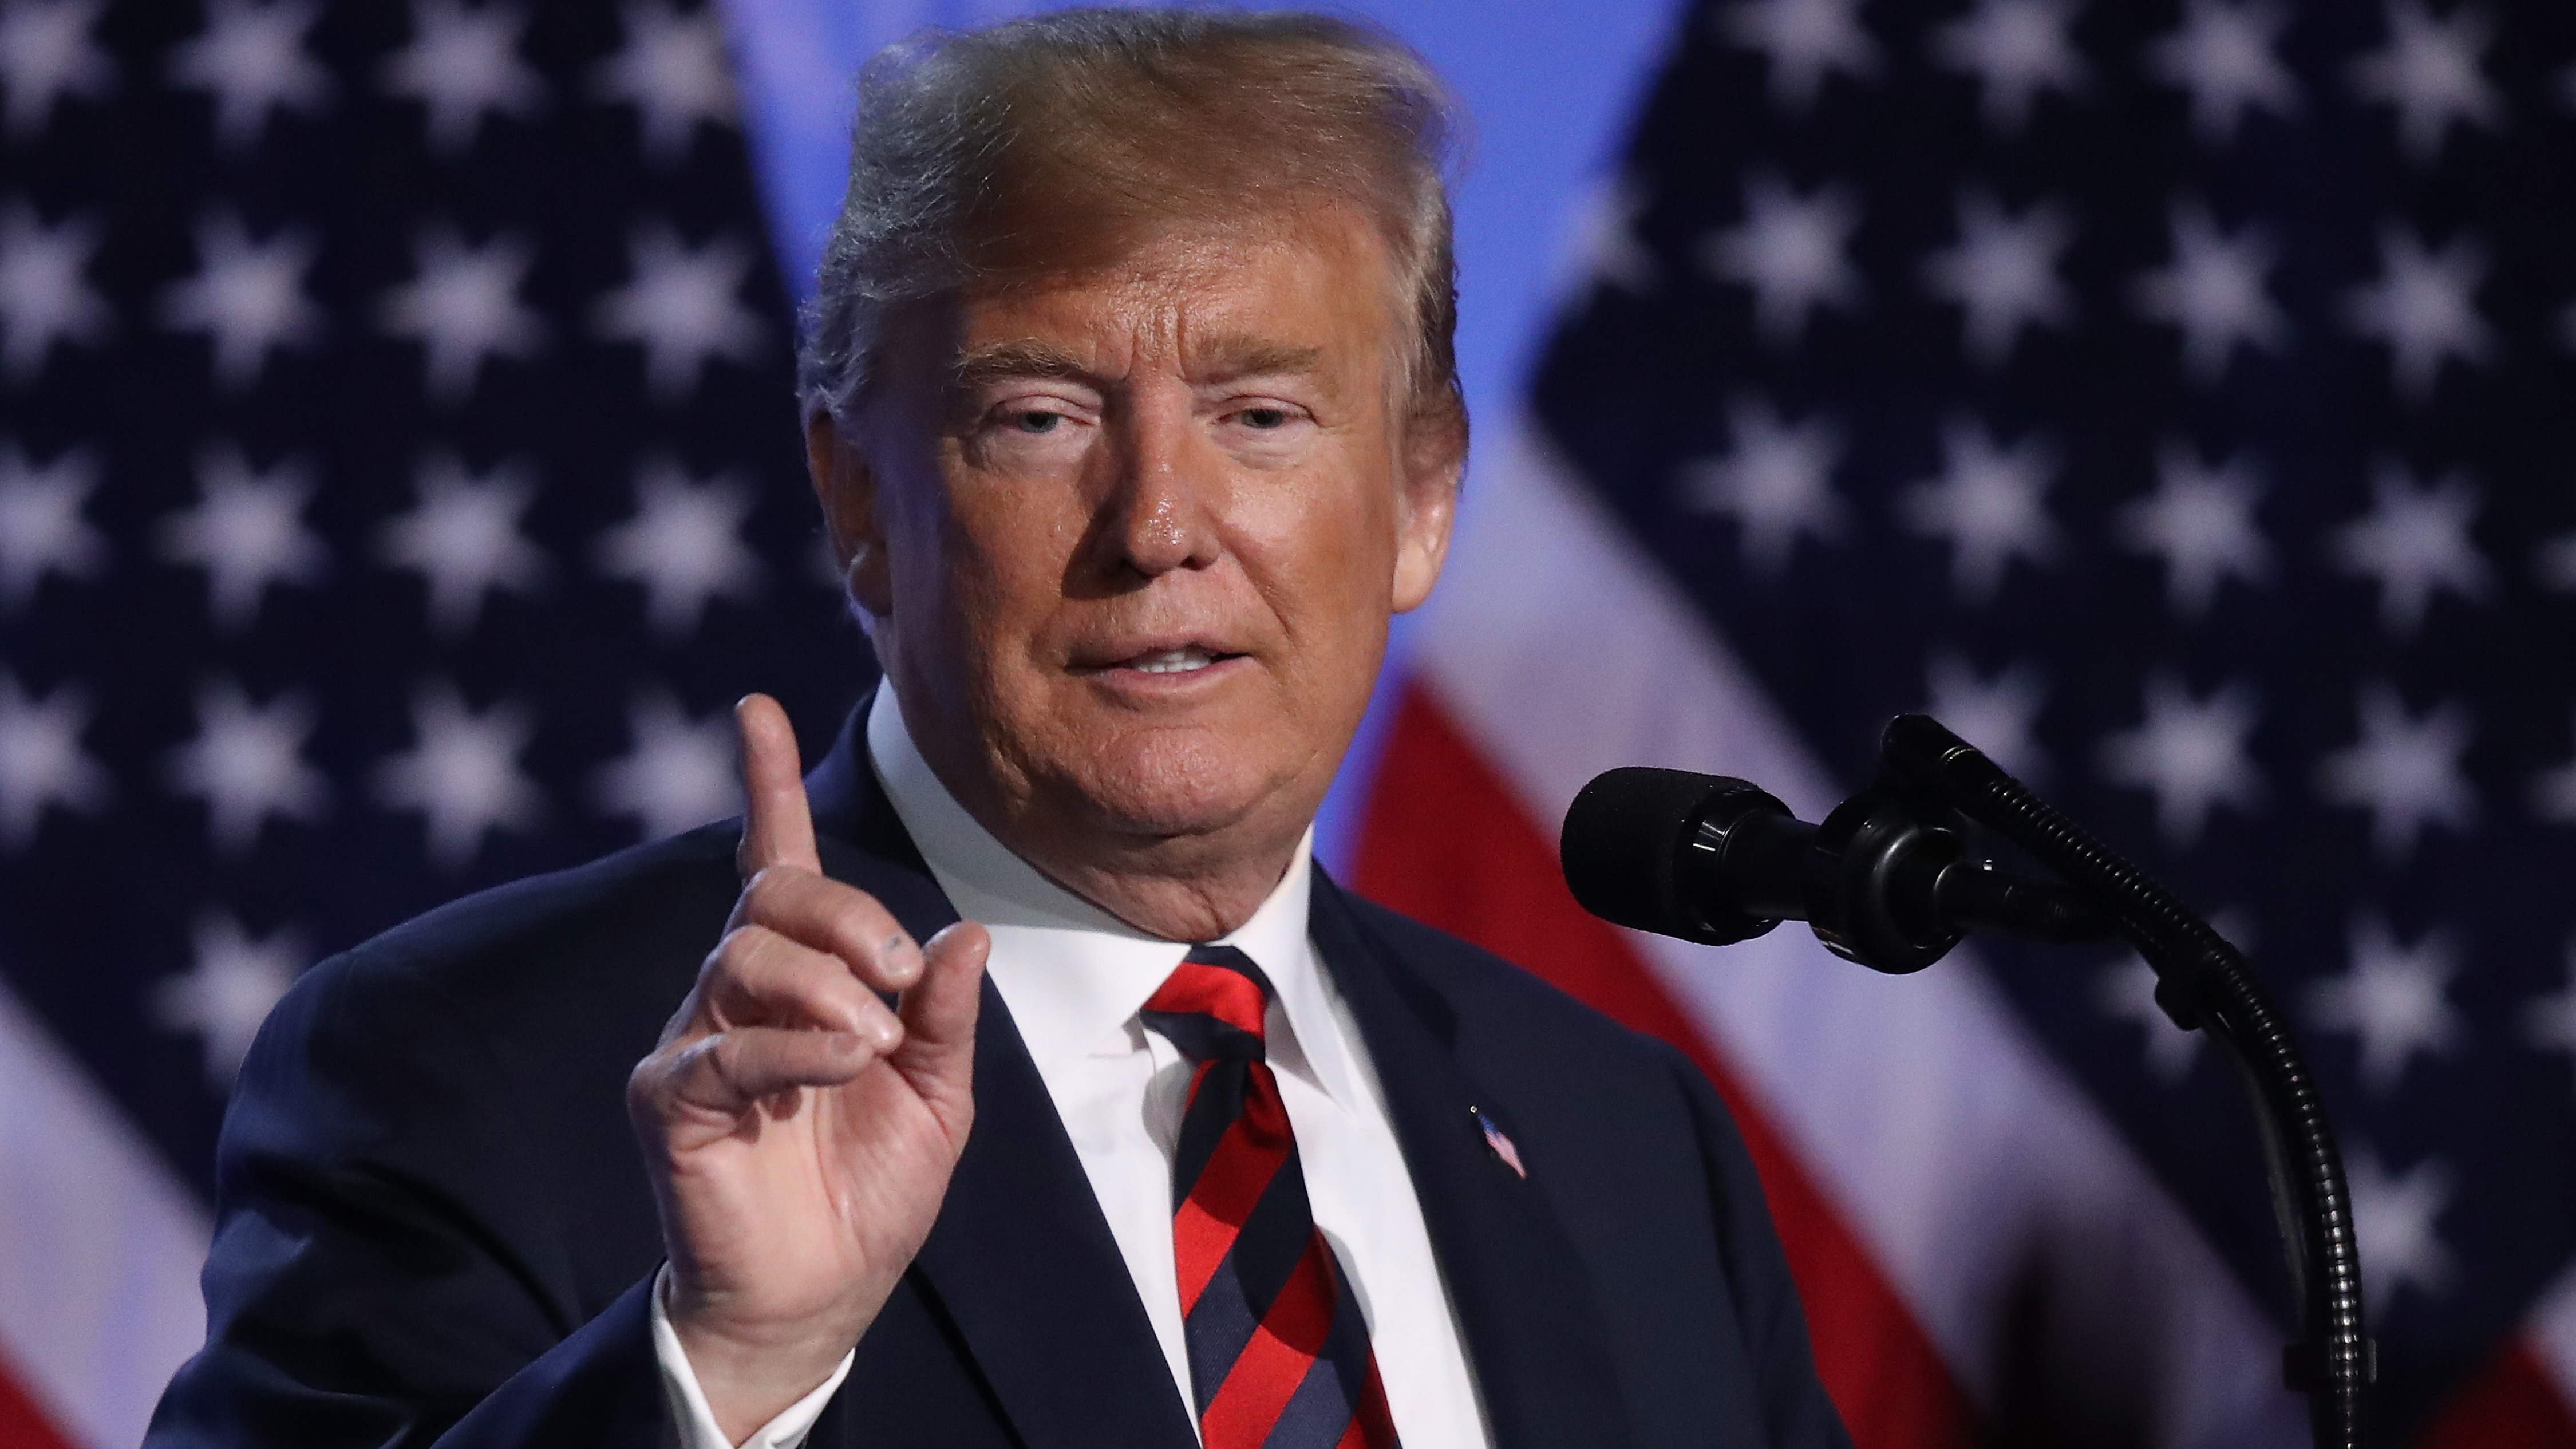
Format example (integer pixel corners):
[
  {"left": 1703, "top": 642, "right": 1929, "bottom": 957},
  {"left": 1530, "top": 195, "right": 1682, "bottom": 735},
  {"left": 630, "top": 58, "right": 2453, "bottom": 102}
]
[{"left": 1088, "top": 645, "right": 1247, "bottom": 677}]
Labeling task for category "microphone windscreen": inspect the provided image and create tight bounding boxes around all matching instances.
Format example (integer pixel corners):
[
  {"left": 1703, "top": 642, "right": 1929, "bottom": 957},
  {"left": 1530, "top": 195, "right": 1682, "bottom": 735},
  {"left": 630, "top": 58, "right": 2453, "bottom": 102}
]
[{"left": 1559, "top": 768, "right": 1733, "bottom": 941}]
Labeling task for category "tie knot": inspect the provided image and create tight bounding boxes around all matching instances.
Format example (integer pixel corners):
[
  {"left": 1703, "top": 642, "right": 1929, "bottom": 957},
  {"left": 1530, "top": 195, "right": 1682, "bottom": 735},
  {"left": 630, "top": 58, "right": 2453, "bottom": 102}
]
[{"left": 1140, "top": 945, "right": 1274, "bottom": 1063}]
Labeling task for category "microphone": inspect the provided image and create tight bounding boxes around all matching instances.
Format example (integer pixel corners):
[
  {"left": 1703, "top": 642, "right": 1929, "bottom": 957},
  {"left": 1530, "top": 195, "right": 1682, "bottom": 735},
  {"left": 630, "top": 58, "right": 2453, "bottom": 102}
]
[
  {"left": 1558, "top": 763, "right": 2115, "bottom": 973},
  {"left": 1560, "top": 717, "right": 2375, "bottom": 1444}
]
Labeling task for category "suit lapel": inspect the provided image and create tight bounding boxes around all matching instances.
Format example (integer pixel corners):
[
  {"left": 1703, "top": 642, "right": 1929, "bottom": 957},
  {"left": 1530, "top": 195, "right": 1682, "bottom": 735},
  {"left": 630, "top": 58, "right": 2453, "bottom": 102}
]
[
  {"left": 804, "top": 704, "right": 1200, "bottom": 1449},
  {"left": 1310, "top": 872, "right": 1635, "bottom": 1449}
]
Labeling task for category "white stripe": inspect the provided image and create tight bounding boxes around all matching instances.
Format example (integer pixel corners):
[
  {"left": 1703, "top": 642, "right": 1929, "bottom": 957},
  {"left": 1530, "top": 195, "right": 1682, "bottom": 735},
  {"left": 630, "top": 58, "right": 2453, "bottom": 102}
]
[
  {"left": 1413, "top": 418, "right": 2307, "bottom": 1448},
  {"left": 2530, "top": 1260, "right": 2576, "bottom": 1414},
  {"left": 0, "top": 977, "right": 211, "bottom": 1449}
]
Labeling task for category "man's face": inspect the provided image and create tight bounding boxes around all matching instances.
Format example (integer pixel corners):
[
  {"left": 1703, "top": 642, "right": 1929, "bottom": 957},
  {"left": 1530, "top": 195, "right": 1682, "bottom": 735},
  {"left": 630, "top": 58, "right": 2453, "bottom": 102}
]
[{"left": 817, "top": 206, "right": 1461, "bottom": 879}]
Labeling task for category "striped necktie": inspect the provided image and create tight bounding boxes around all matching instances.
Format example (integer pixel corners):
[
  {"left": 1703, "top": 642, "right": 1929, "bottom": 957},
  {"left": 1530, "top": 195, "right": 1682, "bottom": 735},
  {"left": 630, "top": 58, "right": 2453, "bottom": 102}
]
[{"left": 1140, "top": 945, "right": 1402, "bottom": 1449}]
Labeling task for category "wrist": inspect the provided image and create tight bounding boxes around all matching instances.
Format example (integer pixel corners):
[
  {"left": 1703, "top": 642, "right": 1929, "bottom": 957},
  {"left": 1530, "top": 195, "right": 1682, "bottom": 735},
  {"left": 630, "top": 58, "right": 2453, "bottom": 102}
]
[{"left": 663, "top": 1273, "right": 866, "bottom": 1443}]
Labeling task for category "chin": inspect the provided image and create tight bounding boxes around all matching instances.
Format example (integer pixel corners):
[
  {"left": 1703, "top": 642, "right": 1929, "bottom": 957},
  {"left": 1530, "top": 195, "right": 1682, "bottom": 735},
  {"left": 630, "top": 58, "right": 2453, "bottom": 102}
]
[{"left": 1058, "top": 728, "right": 1299, "bottom": 841}]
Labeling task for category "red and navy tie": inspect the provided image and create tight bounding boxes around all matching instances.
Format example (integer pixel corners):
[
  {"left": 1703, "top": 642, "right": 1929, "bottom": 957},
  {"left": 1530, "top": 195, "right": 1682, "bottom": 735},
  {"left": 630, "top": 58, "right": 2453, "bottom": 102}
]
[{"left": 1140, "top": 945, "right": 1402, "bottom": 1449}]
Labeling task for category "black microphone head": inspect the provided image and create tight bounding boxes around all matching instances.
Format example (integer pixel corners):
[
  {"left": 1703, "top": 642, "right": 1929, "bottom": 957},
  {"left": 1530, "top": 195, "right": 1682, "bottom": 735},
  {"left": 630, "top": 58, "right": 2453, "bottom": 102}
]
[{"left": 1560, "top": 768, "right": 1783, "bottom": 946}]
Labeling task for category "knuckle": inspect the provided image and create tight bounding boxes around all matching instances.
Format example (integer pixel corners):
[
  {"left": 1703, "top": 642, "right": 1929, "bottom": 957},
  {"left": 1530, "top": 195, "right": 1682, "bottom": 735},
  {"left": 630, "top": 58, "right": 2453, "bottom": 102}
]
[{"left": 712, "top": 925, "right": 775, "bottom": 982}]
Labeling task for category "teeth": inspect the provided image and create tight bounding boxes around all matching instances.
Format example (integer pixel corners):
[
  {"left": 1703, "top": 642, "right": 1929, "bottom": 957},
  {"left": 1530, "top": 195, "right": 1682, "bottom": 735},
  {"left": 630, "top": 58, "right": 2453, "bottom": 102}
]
[{"left": 1132, "top": 647, "right": 1215, "bottom": 674}]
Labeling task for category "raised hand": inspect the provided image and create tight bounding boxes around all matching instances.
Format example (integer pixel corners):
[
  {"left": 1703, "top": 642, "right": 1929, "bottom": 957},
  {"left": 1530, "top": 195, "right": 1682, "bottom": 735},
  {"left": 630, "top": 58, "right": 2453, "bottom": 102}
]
[{"left": 626, "top": 693, "right": 986, "bottom": 1440}]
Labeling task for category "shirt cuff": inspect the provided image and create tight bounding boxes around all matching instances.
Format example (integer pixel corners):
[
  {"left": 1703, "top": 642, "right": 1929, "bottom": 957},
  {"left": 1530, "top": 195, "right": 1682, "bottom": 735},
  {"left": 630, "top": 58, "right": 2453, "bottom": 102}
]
[{"left": 650, "top": 1266, "right": 856, "bottom": 1449}]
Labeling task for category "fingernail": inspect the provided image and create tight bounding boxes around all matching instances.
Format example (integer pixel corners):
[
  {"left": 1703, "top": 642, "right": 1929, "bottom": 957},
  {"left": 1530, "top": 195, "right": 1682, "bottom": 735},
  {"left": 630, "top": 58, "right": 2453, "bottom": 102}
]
[{"left": 885, "top": 933, "right": 921, "bottom": 984}]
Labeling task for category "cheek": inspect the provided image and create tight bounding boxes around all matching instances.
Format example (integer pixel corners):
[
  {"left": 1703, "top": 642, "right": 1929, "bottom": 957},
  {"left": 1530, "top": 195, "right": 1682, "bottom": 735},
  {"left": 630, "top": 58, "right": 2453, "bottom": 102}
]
[
  {"left": 1251, "top": 471, "right": 1400, "bottom": 633},
  {"left": 929, "top": 480, "right": 1084, "bottom": 672}
]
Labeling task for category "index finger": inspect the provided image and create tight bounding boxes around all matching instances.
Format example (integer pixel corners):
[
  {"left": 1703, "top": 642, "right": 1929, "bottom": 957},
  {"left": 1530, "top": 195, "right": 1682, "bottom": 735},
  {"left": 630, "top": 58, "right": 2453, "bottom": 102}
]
[{"left": 734, "top": 693, "right": 819, "bottom": 879}]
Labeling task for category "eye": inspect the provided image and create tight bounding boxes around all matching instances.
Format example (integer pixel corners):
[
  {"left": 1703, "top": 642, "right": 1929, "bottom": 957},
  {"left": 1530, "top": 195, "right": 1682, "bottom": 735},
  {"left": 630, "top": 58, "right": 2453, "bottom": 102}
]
[
  {"left": 1008, "top": 410, "right": 1064, "bottom": 434},
  {"left": 1235, "top": 407, "right": 1292, "bottom": 430}
]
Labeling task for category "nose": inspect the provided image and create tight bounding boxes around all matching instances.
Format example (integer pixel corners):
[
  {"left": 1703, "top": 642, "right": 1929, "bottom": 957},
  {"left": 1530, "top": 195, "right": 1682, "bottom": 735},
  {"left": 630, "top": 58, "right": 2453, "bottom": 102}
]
[{"left": 1099, "top": 387, "right": 1222, "bottom": 579}]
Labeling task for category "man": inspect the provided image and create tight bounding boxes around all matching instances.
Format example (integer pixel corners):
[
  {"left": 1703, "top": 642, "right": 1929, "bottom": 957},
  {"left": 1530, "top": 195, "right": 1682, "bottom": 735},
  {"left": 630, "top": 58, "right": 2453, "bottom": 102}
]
[{"left": 147, "top": 12, "right": 1850, "bottom": 1448}]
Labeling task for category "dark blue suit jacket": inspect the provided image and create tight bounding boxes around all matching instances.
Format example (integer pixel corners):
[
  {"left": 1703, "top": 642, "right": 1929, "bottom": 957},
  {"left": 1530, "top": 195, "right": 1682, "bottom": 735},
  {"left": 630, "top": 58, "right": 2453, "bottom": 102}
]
[{"left": 145, "top": 712, "right": 1851, "bottom": 1449}]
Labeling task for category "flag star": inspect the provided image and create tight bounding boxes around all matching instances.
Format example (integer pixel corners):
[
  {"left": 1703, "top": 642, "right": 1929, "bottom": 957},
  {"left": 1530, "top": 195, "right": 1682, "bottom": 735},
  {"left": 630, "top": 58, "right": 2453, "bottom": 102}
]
[
  {"left": 0, "top": 199, "right": 111, "bottom": 381},
  {"left": 378, "top": 0, "right": 546, "bottom": 157},
  {"left": 157, "top": 211, "right": 326, "bottom": 390},
  {"left": 2531, "top": 708, "right": 2576, "bottom": 824},
  {"left": 1933, "top": 0, "right": 2088, "bottom": 135},
  {"left": 2099, "top": 672, "right": 2265, "bottom": 845},
  {"left": 377, "top": 224, "right": 547, "bottom": 403},
  {"left": 2132, "top": 202, "right": 2287, "bottom": 384},
  {"left": 1568, "top": 174, "right": 1658, "bottom": 297},
  {"left": 2310, "top": 917, "right": 2463, "bottom": 1096},
  {"left": 2348, "top": 0, "right": 2500, "bottom": 164},
  {"left": 156, "top": 443, "right": 330, "bottom": 631},
  {"left": 165, "top": 0, "right": 334, "bottom": 152},
  {"left": 2144, "top": 0, "right": 2297, "bottom": 144},
  {"left": 0, "top": 0, "right": 114, "bottom": 139},
  {"left": 2328, "top": 461, "right": 2488, "bottom": 637},
  {"left": 595, "top": 456, "right": 761, "bottom": 637},
  {"left": 2314, "top": 682, "right": 2476, "bottom": 863},
  {"left": 1899, "top": 418, "right": 2063, "bottom": 602},
  {"left": 594, "top": 690, "right": 740, "bottom": 839},
  {"left": 1921, "top": 650, "right": 2048, "bottom": 780},
  {"left": 2344, "top": 224, "right": 2494, "bottom": 402},
  {"left": 1679, "top": 394, "right": 1846, "bottom": 573},
  {"left": 0, "top": 438, "right": 106, "bottom": 607},
  {"left": 2115, "top": 441, "right": 2272, "bottom": 617},
  {"left": 1922, "top": 191, "right": 2075, "bottom": 369},
  {"left": 2344, "top": 1146, "right": 2456, "bottom": 1314},
  {"left": 1718, "top": 0, "right": 1879, "bottom": 111},
  {"left": 377, "top": 452, "right": 548, "bottom": 634},
  {"left": 166, "top": 678, "right": 329, "bottom": 853},
  {"left": 151, "top": 911, "right": 303, "bottom": 1089},
  {"left": 2096, "top": 956, "right": 2202, "bottom": 1083},
  {"left": 0, "top": 669, "right": 109, "bottom": 848},
  {"left": 590, "top": 0, "right": 736, "bottom": 165},
  {"left": 376, "top": 680, "right": 544, "bottom": 867},
  {"left": 2528, "top": 938, "right": 2576, "bottom": 1077},
  {"left": 1700, "top": 175, "right": 1863, "bottom": 348},
  {"left": 592, "top": 223, "right": 766, "bottom": 398}
]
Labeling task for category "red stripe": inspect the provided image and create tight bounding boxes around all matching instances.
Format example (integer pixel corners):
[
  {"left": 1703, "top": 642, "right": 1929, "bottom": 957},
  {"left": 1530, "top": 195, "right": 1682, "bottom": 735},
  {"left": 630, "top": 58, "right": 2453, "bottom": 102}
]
[
  {"left": 2411, "top": 1338, "right": 2576, "bottom": 1449},
  {"left": 1150, "top": 962, "right": 1269, "bottom": 1039},
  {"left": 1200, "top": 1231, "right": 1339, "bottom": 1447},
  {"left": 1175, "top": 1068, "right": 1294, "bottom": 1313},
  {"left": 1350, "top": 680, "right": 1977, "bottom": 1449},
  {"left": 0, "top": 1353, "right": 78, "bottom": 1449}
]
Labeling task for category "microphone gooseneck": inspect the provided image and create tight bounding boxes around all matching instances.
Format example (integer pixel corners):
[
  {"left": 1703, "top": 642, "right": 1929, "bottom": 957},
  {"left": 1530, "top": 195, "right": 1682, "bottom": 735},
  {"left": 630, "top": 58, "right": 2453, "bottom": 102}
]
[{"left": 1559, "top": 716, "right": 2369, "bottom": 1449}]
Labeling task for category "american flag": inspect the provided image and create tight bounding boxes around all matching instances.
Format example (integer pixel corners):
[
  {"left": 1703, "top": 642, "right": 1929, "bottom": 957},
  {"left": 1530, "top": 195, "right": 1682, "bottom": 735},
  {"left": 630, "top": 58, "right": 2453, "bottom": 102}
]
[
  {"left": 0, "top": 1, "right": 863, "bottom": 1443},
  {"left": 1358, "top": 0, "right": 2576, "bottom": 1445},
  {"left": 7, "top": 0, "right": 2576, "bottom": 1447}
]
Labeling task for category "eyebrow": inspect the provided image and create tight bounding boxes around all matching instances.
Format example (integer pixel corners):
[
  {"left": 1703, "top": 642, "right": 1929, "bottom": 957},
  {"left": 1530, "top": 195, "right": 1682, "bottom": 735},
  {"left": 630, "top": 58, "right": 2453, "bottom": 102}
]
[
  {"left": 1188, "top": 336, "right": 1323, "bottom": 383},
  {"left": 951, "top": 341, "right": 1094, "bottom": 394},
  {"left": 947, "top": 336, "right": 1326, "bottom": 394}
]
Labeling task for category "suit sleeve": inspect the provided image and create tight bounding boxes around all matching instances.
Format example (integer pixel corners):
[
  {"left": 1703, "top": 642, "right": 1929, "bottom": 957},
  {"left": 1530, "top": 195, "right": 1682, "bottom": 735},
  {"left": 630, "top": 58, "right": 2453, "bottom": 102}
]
[
  {"left": 1665, "top": 1048, "right": 1856, "bottom": 1449},
  {"left": 140, "top": 950, "right": 670, "bottom": 1449}
]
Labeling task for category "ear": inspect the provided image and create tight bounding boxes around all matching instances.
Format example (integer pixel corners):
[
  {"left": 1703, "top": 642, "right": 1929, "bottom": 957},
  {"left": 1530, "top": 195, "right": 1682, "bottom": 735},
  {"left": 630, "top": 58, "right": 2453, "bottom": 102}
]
[
  {"left": 805, "top": 409, "right": 894, "bottom": 619},
  {"left": 1390, "top": 404, "right": 1466, "bottom": 614}
]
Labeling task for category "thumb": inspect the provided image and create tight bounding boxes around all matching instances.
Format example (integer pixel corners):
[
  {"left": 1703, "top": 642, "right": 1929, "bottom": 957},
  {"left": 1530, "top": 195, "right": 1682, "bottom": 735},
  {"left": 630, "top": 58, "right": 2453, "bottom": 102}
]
[
  {"left": 734, "top": 693, "right": 820, "bottom": 879},
  {"left": 894, "top": 921, "right": 986, "bottom": 1127}
]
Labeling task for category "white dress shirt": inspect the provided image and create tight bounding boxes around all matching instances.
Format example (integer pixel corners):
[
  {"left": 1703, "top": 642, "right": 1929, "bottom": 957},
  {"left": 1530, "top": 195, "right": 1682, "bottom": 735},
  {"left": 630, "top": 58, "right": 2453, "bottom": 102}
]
[{"left": 654, "top": 688, "right": 1493, "bottom": 1448}]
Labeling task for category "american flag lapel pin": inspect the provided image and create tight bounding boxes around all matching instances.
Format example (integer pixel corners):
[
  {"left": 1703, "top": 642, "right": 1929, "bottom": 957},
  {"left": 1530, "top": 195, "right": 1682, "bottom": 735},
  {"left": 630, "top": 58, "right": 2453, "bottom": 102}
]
[{"left": 1473, "top": 1107, "right": 1526, "bottom": 1179}]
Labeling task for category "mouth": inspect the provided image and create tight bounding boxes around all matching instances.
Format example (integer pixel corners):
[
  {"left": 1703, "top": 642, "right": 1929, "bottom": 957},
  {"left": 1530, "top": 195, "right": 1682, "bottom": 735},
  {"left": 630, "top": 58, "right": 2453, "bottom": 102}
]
[
  {"left": 1124, "top": 646, "right": 1223, "bottom": 675},
  {"left": 1076, "top": 641, "right": 1251, "bottom": 681}
]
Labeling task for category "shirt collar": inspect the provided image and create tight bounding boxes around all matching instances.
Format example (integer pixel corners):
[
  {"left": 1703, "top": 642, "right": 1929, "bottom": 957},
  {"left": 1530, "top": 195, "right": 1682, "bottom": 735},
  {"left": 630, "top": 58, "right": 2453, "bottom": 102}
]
[{"left": 863, "top": 686, "right": 1354, "bottom": 1105}]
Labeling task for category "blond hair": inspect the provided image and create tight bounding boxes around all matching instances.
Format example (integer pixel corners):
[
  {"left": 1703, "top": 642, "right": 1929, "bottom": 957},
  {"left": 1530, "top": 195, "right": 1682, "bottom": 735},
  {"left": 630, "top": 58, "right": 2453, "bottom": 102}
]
[{"left": 797, "top": 8, "right": 1466, "bottom": 431}]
